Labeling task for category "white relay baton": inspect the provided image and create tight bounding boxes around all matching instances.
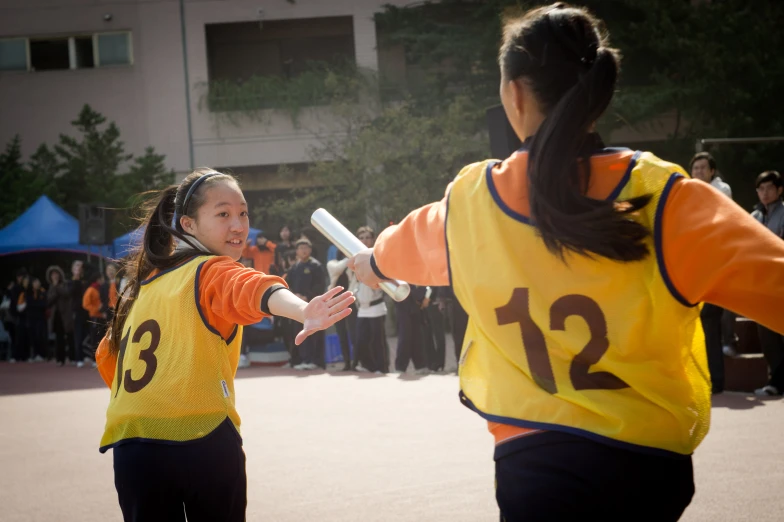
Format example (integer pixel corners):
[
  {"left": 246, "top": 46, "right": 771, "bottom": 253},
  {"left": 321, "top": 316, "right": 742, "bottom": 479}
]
[{"left": 311, "top": 208, "right": 411, "bottom": 302}]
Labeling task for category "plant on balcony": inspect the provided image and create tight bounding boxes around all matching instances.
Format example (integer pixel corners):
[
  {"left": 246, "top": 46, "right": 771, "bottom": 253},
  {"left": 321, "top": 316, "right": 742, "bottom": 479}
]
[{"left": 198, "top": 60, "right": 374, "bottom": 126}]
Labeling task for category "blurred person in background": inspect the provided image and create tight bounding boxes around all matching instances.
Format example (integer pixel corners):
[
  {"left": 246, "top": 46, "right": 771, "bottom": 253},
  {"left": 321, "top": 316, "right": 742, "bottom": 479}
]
[
  {"left": 5, "top": 268, "right": 26, "bottom": 363},
  {"left": 286, "top": 237, "right": 327, "bottom": 370},
  {"left": 243, "top": 231, "right": 277, "bottom": 274},
  {"left": 274, "top": 225, "right": 295, "bottom": 275},
  {"left": 353, "top": 226, "right": 389, "bottom": 374},
  {"left": 13, "top": 274, "right": 31, "bottom": 362},
  {"left": 328, "top": 250, "right": 358, "bottom": 371},
  {"left": 26, "top": 277, "right": 48, "bottom": 362},
  {"left": 81, "top": 270, "right": 105, "bottom": 368},
  {"left": 394, "top": 285, "right": 430, "bottom": 375},
  {"left": 47, "top": 265, "right": 73, "bottom": 367},
  {"left": 423, "top": 286, "right": 447, "bottom": 372},
  {"left": 69, "top": 260, "right": 88, "bottom": 367},
  {"left": 751, "top": 170, "right": 784, "bottom": 396}
]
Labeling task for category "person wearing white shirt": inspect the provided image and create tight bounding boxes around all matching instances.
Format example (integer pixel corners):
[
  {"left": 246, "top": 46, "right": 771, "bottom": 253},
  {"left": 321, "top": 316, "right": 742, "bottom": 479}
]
[{"left": 352, "top": 226, "right": 389, "bottom": 373}]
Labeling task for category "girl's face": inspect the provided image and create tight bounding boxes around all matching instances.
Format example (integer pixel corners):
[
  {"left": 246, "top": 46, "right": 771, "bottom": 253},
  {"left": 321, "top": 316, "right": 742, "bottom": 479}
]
[
  {"left": 280, "top": 226, "right": 291, "bottom": 242},
  {"left": 180, "top": 181, "right": 249, "bottom": 261},
  {"left": 50, "top": 272, "right": 61, "bottom": 285},
  {"left": 32, "top": 279, "right": 41, "bottom": 290},
  {"left": 21, "top": 276, "right": 29, "bottom": 288}
]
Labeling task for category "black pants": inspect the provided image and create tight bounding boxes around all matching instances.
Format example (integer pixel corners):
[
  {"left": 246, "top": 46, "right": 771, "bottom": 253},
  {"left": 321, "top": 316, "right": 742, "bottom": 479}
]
[
  {"left": 30, "top": 318, "right": 48, "bottom": 359},
  {"left": 758, "top": 324, "right": 784, "bottom": 390},
  {"left": 450, "top": 300, "right": 468, "bottom": 364},
  {"left": 113, "top": 419, "right": 246, "bottom": 522},
  {"left": 13, "top": 318, "right": 29, "bottom": 361},
  {"left": 395, "top": 310, "right": 427, "bottom": 372},
  {"left": 73, "top": 315, "right": 87, "bottom": 362},
  {"left": 496, "top": 432, "right": 694, "bottom": 522},
  {"left": 336, "top": 303, "right": 357, "bottom": 368},
  {"left": 53, "top": 317, "right": 72, "bottom": 365},
  {"left": 700, "top": 304, "right": 724, "bottom": 393},
  {"left": 721, "top": 309, "right": 738, "bottom": 348},
  {"left": 424, "top": 305, "right": 446, "bottom": 371},
  {"left": 298, "top": 331, "right": 325, "bottom": 368},
  {"left": 355, "top": 316, "right": 388, "bottom": 373},
  {"left": 278, "top": 317, "right": 300, "bottom": 366}
]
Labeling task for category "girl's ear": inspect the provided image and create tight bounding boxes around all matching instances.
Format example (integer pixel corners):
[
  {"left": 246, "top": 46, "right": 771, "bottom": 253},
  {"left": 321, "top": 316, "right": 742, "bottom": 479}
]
[{"left": 180, "top": 215, "right": 196, "bottom": 235}]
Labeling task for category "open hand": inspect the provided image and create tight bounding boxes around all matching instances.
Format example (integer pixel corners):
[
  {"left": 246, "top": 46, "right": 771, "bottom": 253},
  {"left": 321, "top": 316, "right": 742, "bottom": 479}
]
[{"left": 295, "top": 286, "right": 355, "bottom": 345}]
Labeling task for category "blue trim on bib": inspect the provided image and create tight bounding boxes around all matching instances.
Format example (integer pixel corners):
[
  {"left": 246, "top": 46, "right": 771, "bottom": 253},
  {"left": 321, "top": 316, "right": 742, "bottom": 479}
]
[
  {"left": 458, "top": 390, "right": 690, "bottom": 459},
  {"left": 140, "top": 258, "right": 195, "bottom": 286},
  {"left": 194, "top": 260, "right": 229, "bottom": 339},
  {"left": 444, "top": 188, "right": 454, "bottom": 288},
  {"left": 607, "top": 150, "right": 642, "bottom": 201},
  {"left": 654, "top": 173, "right": 697, "bottom": 308},
  {"left": 225, "top": 325, "right": 239, "bottom": 345},
  {"left": 486, "top": 151, "right": 640, "bottom": 225},
  {"left": 485, "top": 161, "right": 531, "bottom": 224}
]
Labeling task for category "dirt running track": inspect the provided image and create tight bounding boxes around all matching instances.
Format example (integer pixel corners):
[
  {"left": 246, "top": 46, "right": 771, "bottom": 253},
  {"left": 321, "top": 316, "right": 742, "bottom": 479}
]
[{"left": 1, "top": 361, "right": 782, "bottom": 522}]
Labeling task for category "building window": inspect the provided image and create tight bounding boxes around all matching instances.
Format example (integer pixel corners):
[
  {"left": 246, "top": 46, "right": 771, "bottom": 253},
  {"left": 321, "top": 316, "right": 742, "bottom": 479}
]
[
  {"left": 96, "top": 32, "right": 132, "bottom": 66},
  {"left": 0, "top": 38, "right": 28, "bottom": 71},
  {"left": 206, "top": 16, "right": 355, "bottom": 82},
  {"left": 73, "top": 36, "right": 95, "bottom": 68},
  {"left": 30, "top": 38, "right": 70, "bottom": 70},
  {"left": 0, "top": 31, "right": 132, "bottom": 72}
]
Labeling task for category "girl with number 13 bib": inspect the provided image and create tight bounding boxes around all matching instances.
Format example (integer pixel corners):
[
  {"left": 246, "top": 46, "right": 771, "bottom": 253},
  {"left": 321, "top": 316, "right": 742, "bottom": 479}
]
[
  {"left": 349, "top": 4, "right": 784, "bottom": 521},
  {"left": 95, "top": 169, "right": 353, "bottom": 521}
]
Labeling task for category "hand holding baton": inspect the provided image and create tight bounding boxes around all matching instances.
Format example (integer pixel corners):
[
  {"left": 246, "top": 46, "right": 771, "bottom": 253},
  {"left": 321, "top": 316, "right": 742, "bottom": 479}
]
[{"left": 310, "top": 208, "right": 411, "bottom": 302}]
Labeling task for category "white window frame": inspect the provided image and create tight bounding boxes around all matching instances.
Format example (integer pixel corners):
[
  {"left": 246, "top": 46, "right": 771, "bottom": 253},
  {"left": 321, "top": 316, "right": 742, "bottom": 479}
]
[{"left": 0, "top": 31, "right": 133, "bottom": 73}]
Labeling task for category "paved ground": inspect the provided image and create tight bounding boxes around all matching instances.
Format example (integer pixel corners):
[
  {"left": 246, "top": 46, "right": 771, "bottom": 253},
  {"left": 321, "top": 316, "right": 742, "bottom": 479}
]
[{"left": 1, "top": 358, "right": 782, "bottom": 521}]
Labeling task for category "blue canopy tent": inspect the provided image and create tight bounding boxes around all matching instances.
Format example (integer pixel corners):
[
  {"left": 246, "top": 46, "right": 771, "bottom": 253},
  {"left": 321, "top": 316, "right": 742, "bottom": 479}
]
[
  {"left": 112, "top": 226, "right": 263, "bottom": 259},
  {"left": 0, "top": 196, "right": 111, "bottom": 256}
]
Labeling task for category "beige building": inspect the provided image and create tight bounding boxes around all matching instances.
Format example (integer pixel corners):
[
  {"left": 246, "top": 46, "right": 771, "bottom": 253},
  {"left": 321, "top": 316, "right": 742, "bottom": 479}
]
[{"left": 0, "top": 0, "right": 412, "bottom": 191}]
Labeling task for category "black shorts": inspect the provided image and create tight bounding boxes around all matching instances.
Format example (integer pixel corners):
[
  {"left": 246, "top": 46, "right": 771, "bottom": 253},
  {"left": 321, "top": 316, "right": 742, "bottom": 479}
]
[
  {"left": 496, "top": 431, "right": 695, "bottom": 522},
  {"left": 113, "top": 418, "right": 246, "bottom": 522}
]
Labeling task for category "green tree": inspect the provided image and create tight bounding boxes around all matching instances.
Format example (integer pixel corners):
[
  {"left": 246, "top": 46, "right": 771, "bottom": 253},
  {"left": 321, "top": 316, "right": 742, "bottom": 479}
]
[
  {"left": 54, "top": 104, "right": 133, "bottom": 215},
  {"left": 1, "top": 105, "right": 177, "bottom": 235},
  {"left": 0, "top": 135, "right": 31, "bottom": 227},
  {"left": 27, "top": 144, "right": 59, "bottom": 201},
  {"left": 261, "top": 0, "right": 783, "bottom": 223},
  {"left": 120, "top": 147, "right": 176, "bottom": 203}
]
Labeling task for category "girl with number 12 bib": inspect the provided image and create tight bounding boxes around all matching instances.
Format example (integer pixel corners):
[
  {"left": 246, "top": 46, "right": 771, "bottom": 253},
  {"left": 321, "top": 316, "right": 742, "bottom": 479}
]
[
  {"left": 95, "top": 169, "right": 353, "bottom": 521},
  {"left": 349, "top": 3, "right": 784, "bottom": 521}
]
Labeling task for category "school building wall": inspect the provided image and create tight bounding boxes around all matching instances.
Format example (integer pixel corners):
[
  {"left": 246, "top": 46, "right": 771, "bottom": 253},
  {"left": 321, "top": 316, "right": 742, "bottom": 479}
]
[{"left": 0, "top": 0, "right": 410, "bottom": 181}]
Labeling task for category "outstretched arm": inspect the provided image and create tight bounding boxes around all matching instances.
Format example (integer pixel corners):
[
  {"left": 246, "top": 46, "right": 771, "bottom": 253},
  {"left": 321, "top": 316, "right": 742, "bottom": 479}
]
[{"left": 267, "top": 286, "right": 354, "bottom": 345}]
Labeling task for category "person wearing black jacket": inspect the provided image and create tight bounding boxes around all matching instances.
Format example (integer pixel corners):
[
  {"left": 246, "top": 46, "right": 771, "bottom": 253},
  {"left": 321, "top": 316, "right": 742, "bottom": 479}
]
[{"left": 286, "top": 238, "right": 327, "bottom": 370}]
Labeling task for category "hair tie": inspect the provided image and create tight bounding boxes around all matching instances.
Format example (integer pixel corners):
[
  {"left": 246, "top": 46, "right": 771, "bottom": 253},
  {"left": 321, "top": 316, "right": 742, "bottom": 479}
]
[{"left": 581, "top": 43, "right": 599, "bottom": 67}]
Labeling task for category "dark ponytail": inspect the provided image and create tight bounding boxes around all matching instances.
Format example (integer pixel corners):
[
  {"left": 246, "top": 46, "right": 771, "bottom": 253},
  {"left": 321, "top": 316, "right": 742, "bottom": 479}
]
[
  {"left": 500, "top": 3, "right": 651, "bottom": 262},
  {"left": 109, "top": 168, "right": 237, "bottom": 354}
]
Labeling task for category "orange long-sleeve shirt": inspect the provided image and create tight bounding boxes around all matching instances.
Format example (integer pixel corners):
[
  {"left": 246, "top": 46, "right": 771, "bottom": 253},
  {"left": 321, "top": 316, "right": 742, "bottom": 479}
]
[
  {"left": 242, "top": 241, "right": 277, "bottom": 273},
  {"left": 82, "top": 284, "right": 103, "bottom": 319},
  {"left": 372, "top": 149, "right": 784, "bottom": 446},
  {"left": 96, "top": 256, "right": 286, "bottom": 387}
]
